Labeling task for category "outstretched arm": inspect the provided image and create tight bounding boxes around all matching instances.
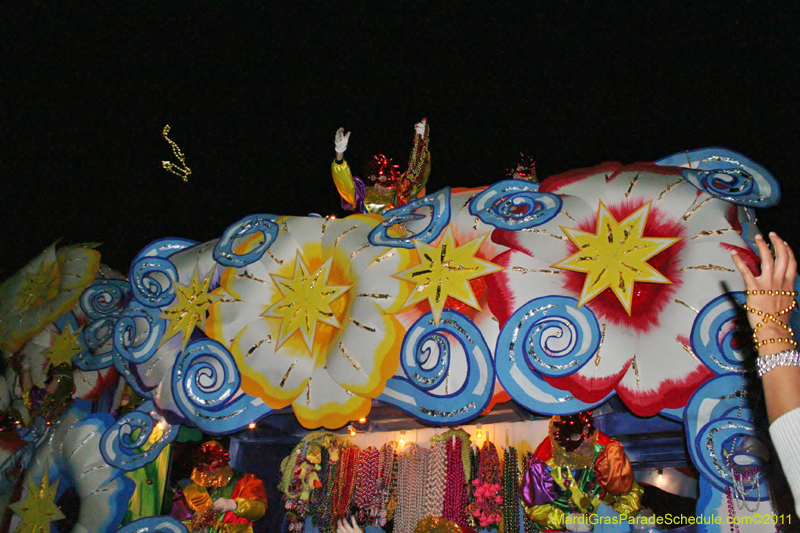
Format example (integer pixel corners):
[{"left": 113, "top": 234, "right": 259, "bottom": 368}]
[
  {"left": 332, "top": 127, "right": 357, "bottom": 209},
  {"left": 731, "top": 232, "right": 800, "bottom": 423}
]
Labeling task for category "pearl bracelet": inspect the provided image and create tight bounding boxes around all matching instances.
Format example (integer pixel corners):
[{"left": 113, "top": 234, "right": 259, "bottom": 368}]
[{"left": 757, "top": 350, "right": 800, "bottom": 377}]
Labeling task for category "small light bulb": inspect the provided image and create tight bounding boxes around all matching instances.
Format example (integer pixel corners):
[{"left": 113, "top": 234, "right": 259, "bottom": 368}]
[
  {"left": 248, "top": 422, "right": 256, "bottom": 430},
  {"left": 399, "top": 431, "right": 406, "bottom": 446},
  {"left": 476, "top": 423, "right": 483, "bottom": 439},
  {"left": 359, "top": 417, "right": 367, "bottom": 424},
  {"left": 657, "top": 468, "right": 663, "bottom": 482},
  {"left": 156, "top": 421, "right": 165, "bottom": 431},
  {"left": 349, "top": 425, "right": 357, "bottom": 437}
]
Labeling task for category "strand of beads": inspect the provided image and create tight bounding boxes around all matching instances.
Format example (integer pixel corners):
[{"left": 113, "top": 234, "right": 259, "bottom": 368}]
[
  {"left": 502, "top": 446, "right": 520, "bottom": 533},
  {"left": 521, "top": 452, "right": 538, "bottom": 533},
  {"left": 377, "top": 442, "right": 396, "bottom": 527},
  {"left": 443, "top": 436, "right": 469, "bottom": 526},
  {"left": 409, "top": 444, "right": 429, "bottom": 532},
  {"left": 396, "top": 444, "right": 413, "bottom": 533},
  {"left": 423, "top": 440, "right": 447, "bottom": 518},
  {"left": 331, "top": 446, "right": 360, "bottom": 525},
  {"left": 726, "top": 486, "right": 740, "bottom": 533},
  {"left": 354, "top": 446, "right": 380, "bottom": 525}
]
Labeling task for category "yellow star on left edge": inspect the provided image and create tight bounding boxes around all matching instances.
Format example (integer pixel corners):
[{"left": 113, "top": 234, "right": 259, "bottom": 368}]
[
  {"left": 159, "top": 263, "right": 221, "bottom": 350},
  {"left": 395, "top": 225, "right": 504, "bottom": 324},
  {"left": 551, "top": 201, "right": 681, "bottom": 314},
  {"left": 40, "top": 323, "right": 82, "bottom": 366},
  {"left": 10, "top": 470, "right": 65, "bottom": 533},
  {"left": 263, "top": 253, "right": 350, "bottom": 352}
]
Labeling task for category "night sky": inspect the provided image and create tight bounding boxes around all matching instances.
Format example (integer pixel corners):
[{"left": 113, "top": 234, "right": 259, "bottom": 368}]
[{"left": 5, "top": 3, "right": 800, "bottom": 280}]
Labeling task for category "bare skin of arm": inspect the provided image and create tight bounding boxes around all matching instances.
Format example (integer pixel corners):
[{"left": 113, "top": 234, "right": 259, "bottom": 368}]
[{"left": 731, "top": 232, "right": 800, "bottom": 424}]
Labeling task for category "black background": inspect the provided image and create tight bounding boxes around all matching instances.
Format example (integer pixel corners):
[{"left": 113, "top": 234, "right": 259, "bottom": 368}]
[{"left": 5, "top": 3, "right": 799, "bottom": 280}]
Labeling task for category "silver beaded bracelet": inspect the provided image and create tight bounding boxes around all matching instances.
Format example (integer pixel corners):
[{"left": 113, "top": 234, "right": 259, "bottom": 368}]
[{"left": 757, "top": 350, "right": 800, "bottom": 377}]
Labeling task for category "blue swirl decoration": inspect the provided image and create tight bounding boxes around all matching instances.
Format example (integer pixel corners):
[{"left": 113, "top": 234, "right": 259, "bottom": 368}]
[
  {"left": 113, "top": 302, "right": 166, "bottom": 366},
  {"left": 129, "top": 238, "right": 196, "bottom": 308},
  {"left": 378, "top": 309, "right": 494, "bottom": 425},
  {"left": 116, "top": 517, "right": 188, "bottom": 533},
  {"left": 655, "top": 147, "right": 780, "bottom": 208},
  {"left": 73, "top": 280, "right": 131, "bottom": 370},
  {"left": 172, "top": 339, "right": 273, "bottom": 434},
  {"left": 468, "top": 179, "right": 562, "bottom": 230},
  {"left": 369, "top": 188, "right": 450, "bottom": 249},
  {"left": 213, "top": 214, "right": 279, "bottom": 268},
  {"left": 690, "top": 293, "right": 749, "bottom": 375},
  {"left": 684, "top": 373, "right": 768, "bottom": 501},
  {"left": 495, "top": 296, "right": 610, "bottom": 415},
  {"left": 100, "top": 400, "right": 178, "bottom": 471}
]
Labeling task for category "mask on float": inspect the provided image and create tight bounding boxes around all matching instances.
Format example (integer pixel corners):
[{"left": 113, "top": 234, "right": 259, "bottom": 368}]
[{"left": 550, "top": 411, "right": 595, "bottom": 452}]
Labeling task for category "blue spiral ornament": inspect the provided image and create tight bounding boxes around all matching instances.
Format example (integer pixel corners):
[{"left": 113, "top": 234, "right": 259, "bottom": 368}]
[
  {"left": 100, "top": 400, "right": 178, "bottom": 471},
  {"left": 684, "top": 374, "right": 767, "bottom": 500},
  {"left": 80, "top": 279, "right": 130, "bottom": 318},
  {"left": 116, "top": 517, "right": 188, "bottom": 533},
  {"left": 73, "top": 280, "right": 131, "bottom": 370},
  {"left": 497, "top": 296, "right": 600, "bottom": 378},
  {"left": 469, "top": 179, "right": 562, "bottom": 230},
  {"left": 378, "top": 310, "right": 494, "bottom": 425},
  {"left": 130, "top": 256, "right": 180, "bottom": 308},
  {"left": 129, "top": 238, "right": 196, "bottom": 307},
  {"left": 655, "top": 147, "right": 780, "bottom": 208},
  {"left": 113, "top": 303, "right": 166, "bottom": 365},
  {"left": 172, "top": 339, "right": 273, "bottom": 434},
  {"left": 690, "top": 293, "right": 748, "bottom": 374},
  {"left": 213, "top": 214, "right": 279, "bottom": 267},
  {"left": 369, "top": 188, "right": 450, "bottom": 248},
  {"left": 495, "top": 296, "right": 609, "bottom": 415}
]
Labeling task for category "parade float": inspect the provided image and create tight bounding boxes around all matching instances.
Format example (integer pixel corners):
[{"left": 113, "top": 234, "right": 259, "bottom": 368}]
[{"left": 0, "top": 147, "right": 794, "bottom": 533}]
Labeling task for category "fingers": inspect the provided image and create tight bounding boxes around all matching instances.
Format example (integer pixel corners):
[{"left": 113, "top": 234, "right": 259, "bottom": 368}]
[
  {"left": 731, "top": 250, "right": 756, "bottom": 289},
  {"left": 754, "top": 233, "right": 773, "bottom": 279},
  {"left": 786, "top": 240, "right": 798, "bottom": 283}
]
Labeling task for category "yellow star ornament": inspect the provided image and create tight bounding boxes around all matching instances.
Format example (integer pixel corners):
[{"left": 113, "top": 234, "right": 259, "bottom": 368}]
[
  {"left": 10, "top": 471, "right": 66, "bottom": 533},
  {"left": 159, "top": 263, "right": 221, "bottom": 350},
  {"left": 263, "top": 254, "right": 350, "bottom": 352},
  {"left": 551, "top": 201, "right": 680, "bottom": 314},
  {"left": 40, "top": 323, "right": 82, "bottom": 366},
  {"left": 395, "top": 225, "right": 504, "bottom": 323}
]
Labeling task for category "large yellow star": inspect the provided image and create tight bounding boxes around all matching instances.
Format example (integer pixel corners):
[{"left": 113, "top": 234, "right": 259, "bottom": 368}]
[
  {"left": 159, "top": 263, "right": 221, "bottom": 350},
  {"left": 552, "top": 201, "right": 680, "bottom": 314},
  {"left": 10, "top": 470, "right": 66, "bottom": 533},
  {"left": 40, "top": 323, "right": 82, "bottom": 366},
  {"left": 263, "top": 254, "right": 350, "bottom": 352},
  {"left": 395, "top": 225, "right": 504, "bottom": 324}
]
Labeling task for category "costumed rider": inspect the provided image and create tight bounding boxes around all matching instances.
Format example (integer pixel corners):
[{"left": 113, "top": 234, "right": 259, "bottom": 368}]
[
  {"left": 183, "top": 440, "right": 268, "bottom": 533},
  {"left": 507, "top": 152, "right": 538, "bottom": 182},
  {"left": 521, "top": 411, "right": 642, "bottom": 531},
  {"left": 332, "top": 118, "right": 431, "bottom": 214}
]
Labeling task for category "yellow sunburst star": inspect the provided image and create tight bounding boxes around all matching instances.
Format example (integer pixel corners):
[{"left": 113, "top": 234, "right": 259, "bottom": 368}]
[
  {"left": 10, "top": 470, "right": 66, "bottom": 533},
  {"left": 17, "top": 252, "right": 61, "bottom": 313},
  {"left": 263, "top": 254, "right": 350, "bottom": 352},
  {"left": 552, "top": 201, "right": 681, "bottom": 314},
  {"left": 40, "top": 323, "right": 82, "bottom": 366},
  {"left": 159, "top": 263, "right": 221, "bottom": 350},
  {"left": 395, "top": 225, "right": 504, "bottom": 323}
]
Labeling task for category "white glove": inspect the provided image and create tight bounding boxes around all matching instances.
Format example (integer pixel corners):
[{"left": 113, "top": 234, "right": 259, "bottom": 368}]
[
  {"left": 565, "top": 513, "right": 593, "bottom": 532},
  {"left": 334, "top": 127, "right": 351, "bottom": 153},
  {"left": 414, "top": 118, "right": 427, "bottom": 137},
  {"left": 212, "top": 497, "right": 238, "bottom": 513},
  {"left": 336, "top": 517, "right": 363, "bottom": 533}
]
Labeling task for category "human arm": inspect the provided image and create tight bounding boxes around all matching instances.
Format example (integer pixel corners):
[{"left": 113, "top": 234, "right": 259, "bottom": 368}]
[
  {"left": 334, "top": 127, "right": 350, "bottom": 163},
  {"left": 732, "top": 232, "right": 800, "bottom": 514},
  {"left": 731, "top": 232, "right": 800, "bottom": 423},
  {"left": 230, "top": 473, "right": 268, "bottom": 521}
]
